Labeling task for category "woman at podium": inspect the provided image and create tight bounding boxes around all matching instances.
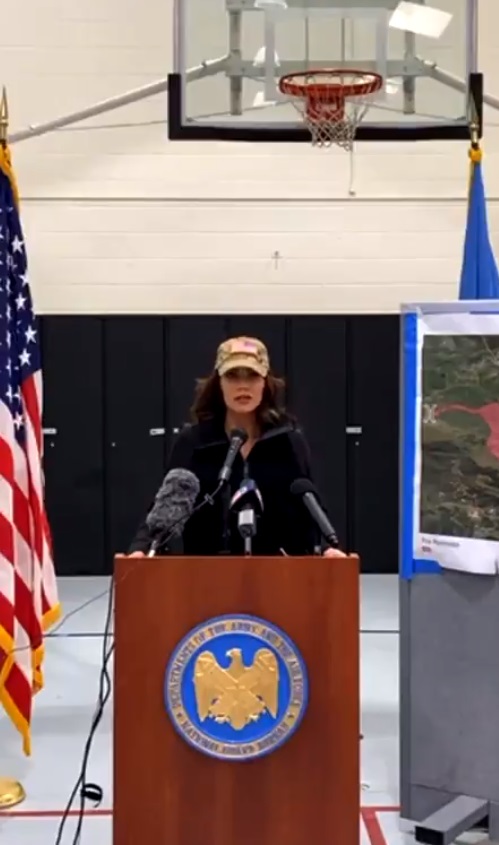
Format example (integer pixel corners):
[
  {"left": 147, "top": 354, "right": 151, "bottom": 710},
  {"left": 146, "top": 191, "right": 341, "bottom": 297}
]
[{"left": 126, "top": 337, "right": 344, "bottom": 558}]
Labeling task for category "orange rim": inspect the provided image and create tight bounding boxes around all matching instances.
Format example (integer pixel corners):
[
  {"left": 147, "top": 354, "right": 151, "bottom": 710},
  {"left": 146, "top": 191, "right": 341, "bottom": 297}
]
[{"left": 278, "top": 69, "right": 384, "bottom": 103}]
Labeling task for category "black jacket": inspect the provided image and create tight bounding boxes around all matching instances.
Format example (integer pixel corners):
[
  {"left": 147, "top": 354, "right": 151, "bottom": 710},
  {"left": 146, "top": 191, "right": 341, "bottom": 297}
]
[{"left": 128, "top": 416, "right": 337, "bottom": 556}]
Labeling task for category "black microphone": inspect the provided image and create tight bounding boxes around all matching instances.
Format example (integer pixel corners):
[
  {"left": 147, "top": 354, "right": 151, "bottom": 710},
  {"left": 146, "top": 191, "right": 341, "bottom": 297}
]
[
  {"left": 230, "top": 478, "right": 264, "bottom": 555},
  {"left": 145, "top": 468, "right": 200, "bottom": 556},
  {"left": 218, "top": 428, "right": 248, "bottom": 485},
  {"left": 290, "top": 478, "right": 339, "bottom": 549}
]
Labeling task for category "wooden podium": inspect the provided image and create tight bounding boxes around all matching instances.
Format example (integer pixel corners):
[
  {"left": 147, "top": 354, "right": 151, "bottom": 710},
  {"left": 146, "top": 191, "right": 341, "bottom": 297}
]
[{"left": 113, "top": 554, "right": 360, "bottom": 845}]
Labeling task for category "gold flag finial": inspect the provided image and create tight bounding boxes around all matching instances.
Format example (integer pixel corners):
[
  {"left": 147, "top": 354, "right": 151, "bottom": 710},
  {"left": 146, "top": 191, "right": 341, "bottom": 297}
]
[
  {"left": 469, "top": 120, "right": 482, "bottom": 164},
  {"left": 0, "top": 86, "right": 9, "bottom": 144}
]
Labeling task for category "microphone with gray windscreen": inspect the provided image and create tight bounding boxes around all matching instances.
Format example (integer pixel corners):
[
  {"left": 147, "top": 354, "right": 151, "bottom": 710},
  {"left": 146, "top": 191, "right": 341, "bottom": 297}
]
[{"left": 146, "top": 468, "right": 200, "bottom": 556}]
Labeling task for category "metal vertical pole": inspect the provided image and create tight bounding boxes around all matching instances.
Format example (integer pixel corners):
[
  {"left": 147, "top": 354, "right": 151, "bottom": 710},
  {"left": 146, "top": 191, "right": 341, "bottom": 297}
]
[
  {"left": 466, "top": 0, "right": 480, "bottom": 138},
  {"left": 403, "top": 31, "right": 416, "bottom": 114},
  {"left": 375, "top": 11, "right": 388, "bottom": 102},
  {"left": 229, "top": 10, "right": 243, "bottom": 115},
  {"left": 466, "top": 0, "right": 478, "bottom": 77},
  {"left": 304, "top": 13, "right": 310, "bottom": 71},
  {"left": 172, "top": 0, "right": 188, "bottom": 121},
  {"left": 340, "top": 16, "right": 347, "bottom": 63},
  {"left": 172, "top": 0, "right": 182, "bottom": 72},
  {"left": 264, "top": 12, "right": 277, "bottom": 102}
]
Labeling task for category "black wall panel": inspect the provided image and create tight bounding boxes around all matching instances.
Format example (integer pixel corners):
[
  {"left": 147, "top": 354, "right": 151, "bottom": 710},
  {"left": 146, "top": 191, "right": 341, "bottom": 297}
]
[
  {"left": 103, "top": 317, "right": 166, "bottom": 564},
  {"left": 348, "top": 315, "right": 400, "bottom": 573},
  {"left": 165, "top": 317, "right": 227, "bottom": 452},
  {"left": 41, "top": 317, "right": 105, "bottom": 576},
  {"left": 286, "top": 317, "right": 348, "bottom": 551}
]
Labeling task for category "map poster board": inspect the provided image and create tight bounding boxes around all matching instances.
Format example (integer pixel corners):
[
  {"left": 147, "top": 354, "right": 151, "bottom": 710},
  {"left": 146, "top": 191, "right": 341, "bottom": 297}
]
[{"left": 411, "top": 311, "right": 499, "bottom": 575}]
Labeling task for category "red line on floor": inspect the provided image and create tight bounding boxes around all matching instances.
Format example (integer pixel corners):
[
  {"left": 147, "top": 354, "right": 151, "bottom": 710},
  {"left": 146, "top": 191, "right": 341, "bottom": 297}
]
[
  {"left": 362, "top": 807, "right": 396, "bottom": 845},
  {"left": 2, "top": 803, "right": 401, "bottom": 838}
]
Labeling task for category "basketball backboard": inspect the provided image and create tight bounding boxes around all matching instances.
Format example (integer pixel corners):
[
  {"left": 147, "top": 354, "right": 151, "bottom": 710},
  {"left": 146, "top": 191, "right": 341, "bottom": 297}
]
[{"left": 167, "top": 0, "right": 482, "bottom": 143}]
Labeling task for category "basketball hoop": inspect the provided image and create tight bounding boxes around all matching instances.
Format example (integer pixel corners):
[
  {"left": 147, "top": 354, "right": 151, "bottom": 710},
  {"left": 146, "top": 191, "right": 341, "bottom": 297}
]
[{"left": 278, "top": 69, "right": 384, "bottom": 150}]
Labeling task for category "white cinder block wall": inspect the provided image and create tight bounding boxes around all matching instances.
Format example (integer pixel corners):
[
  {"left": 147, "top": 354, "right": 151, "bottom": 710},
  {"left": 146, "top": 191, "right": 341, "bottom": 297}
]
[{"left": 2, "top": 0, "right": 499, "bottom": 314}]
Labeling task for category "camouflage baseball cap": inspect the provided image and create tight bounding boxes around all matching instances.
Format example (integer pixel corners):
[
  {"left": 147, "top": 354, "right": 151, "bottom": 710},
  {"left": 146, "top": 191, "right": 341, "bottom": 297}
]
[{"left": 215, "top": 337, "right": 270, "bottom": 378}]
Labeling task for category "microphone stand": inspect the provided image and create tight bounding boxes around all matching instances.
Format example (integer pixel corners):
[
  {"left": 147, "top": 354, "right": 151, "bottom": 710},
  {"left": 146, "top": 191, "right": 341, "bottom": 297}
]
[
  {"left": 238, "top": 505, "right": 257, "bottom": 556},
  {"left": 220, "top": 486, "right": 231, "bottom": 555},
  {"left": 238, "top": 462, "right": 257, "bottom": 555}
]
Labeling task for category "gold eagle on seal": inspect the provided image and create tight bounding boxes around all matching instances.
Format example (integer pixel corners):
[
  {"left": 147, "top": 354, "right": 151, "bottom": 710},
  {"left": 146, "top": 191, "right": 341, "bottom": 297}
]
[{"left": 193, "top": 647, "right": 279, "bottom": 730}]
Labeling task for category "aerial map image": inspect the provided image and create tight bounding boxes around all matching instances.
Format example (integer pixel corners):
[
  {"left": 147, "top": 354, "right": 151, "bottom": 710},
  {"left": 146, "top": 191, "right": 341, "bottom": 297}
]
[{"left": 420, "top": 334, "right": 499, "bottom": 541}]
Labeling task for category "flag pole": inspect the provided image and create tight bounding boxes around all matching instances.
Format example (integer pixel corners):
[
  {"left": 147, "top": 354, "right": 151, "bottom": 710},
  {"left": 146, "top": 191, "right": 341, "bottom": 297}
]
[
  {"left": 0, "top": 86, "right": 8, "bottom": 144},
  {"left": 0, "top": 86, "right": 26, "bottom": 811},
  {"left": 470, "top": 119, "right": 481, "bottom": 154}
]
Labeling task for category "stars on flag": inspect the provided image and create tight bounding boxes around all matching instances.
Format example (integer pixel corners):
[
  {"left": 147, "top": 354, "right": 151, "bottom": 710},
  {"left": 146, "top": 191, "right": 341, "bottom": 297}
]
[
  {"left": 11, "top": 234, "right": 23, "bottom": 253},
  {"left": 0, "top": 196, "right": 41, "bottom": 446}
]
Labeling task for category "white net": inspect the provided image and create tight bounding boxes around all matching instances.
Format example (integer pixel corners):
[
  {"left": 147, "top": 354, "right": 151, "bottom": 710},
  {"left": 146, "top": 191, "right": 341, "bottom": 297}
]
[
  {"left": 279, "top": 71, "right": 383, "bottom": 151},
  {"left": 297, "top": 100, "right": 365, "bottom": 150}
]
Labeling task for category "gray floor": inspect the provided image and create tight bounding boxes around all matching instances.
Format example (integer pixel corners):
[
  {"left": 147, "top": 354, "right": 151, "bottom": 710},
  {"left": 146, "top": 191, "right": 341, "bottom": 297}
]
[{"left": 0, "top": 575, "right": 488, "bottom": 844}]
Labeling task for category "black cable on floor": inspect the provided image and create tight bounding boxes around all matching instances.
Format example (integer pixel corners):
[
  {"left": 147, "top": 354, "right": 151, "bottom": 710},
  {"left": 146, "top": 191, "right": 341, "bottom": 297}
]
[
  {"left": 48, "top": 587, "right": 113, "bottom": 637},
  {"left": 53, "top": 573, "right": 115, "bottom": 845}
]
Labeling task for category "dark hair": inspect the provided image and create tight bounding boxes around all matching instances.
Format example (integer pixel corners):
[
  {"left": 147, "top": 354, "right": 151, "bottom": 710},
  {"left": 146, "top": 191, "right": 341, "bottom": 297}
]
[{"left": 190, "top": 370, "right": 290, "bottom": 427}]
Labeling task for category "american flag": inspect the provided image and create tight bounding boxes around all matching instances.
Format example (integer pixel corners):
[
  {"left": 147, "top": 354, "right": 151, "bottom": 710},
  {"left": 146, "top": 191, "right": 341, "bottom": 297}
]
[{"left": 0, "top": 144, "right": 60, "bottom": 755}]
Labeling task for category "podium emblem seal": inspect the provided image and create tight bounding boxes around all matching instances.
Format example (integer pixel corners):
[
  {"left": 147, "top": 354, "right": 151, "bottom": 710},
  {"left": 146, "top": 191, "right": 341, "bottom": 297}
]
[{"left": 164, "top": 614, "right": 308, "bottom": 761}]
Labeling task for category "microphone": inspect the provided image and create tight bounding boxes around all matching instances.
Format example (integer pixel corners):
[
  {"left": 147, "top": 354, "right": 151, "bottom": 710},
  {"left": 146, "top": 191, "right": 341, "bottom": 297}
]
[
  {"left": 218, "top": 428, "right": 248, "bottom": 485},
  {"left": 146, "top": 468, "right": 200, "bottom": 556},
  {"left": 290, "top": 478, "right": 339, "bottom": 549},
  {"left": 230, "top": 477, "right": 263, "bottom": 555}
]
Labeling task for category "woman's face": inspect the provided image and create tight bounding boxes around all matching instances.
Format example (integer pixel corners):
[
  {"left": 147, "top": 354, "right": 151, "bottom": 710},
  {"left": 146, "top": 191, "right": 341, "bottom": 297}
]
[{"left": 220, "top": 367, "right": 265, "bottom": 415}]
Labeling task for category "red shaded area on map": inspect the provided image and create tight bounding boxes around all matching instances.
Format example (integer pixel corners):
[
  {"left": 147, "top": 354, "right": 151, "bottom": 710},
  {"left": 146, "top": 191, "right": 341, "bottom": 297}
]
[{"left": 436, "top": 403, "right": 499, "bottom": 460}]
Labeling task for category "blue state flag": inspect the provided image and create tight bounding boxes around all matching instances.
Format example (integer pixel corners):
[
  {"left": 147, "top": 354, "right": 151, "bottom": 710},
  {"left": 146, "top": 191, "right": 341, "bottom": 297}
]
[{"left": 459, "top": 149, "right": 499, "bottom": 300}]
